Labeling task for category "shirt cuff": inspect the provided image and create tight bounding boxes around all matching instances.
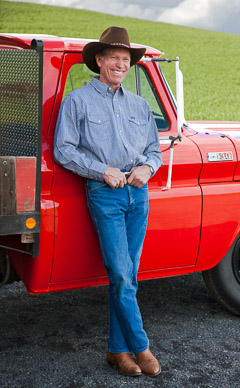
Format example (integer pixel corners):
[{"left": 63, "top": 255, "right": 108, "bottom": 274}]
[
  {"left": 88, "top": 160, "right": 108, "bottom": 182},
  {"left": 144, "top": 160, "right": 163, "bottom": 177}
]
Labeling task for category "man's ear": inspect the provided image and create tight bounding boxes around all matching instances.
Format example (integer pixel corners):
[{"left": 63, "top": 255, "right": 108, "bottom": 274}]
[{"left": 95, "top": 54, "right": 101, "bottom": 69}]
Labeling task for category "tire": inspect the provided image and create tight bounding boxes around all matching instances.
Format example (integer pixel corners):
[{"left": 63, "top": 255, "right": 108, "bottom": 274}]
[
  {"left": 0, "top": 249, "right": 19, "bottom": 288},
  {"left": 202, "top": 235, "right": 240, "bottom": 316},
  {"left": 0, "top": 249, "right": 11, "bottom": 288}
]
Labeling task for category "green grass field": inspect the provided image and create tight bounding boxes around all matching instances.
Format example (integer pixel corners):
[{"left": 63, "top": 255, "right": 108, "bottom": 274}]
[{"left": 1, "top": 0, "right": 240, "bottom": 121}]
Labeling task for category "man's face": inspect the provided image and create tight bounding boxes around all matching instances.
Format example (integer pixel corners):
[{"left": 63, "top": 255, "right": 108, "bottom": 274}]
[{"left": 96, "top": 48, "right": 131, "bottom": 91}]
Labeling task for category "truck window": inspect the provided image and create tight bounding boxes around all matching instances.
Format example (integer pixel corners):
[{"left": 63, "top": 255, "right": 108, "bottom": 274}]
[
  {"left": 63, "top": 63, "right": 169, "bottom": 131},
  {"left": 122, "top": 65, "right": 169, "bottom": 132},
  {"left": 63, "top": 64, "right": 95, "bottom": 99}
]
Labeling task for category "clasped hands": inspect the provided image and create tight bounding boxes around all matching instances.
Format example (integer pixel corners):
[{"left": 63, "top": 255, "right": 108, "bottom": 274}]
[{"left": 104, "top": 165, "right": 152, "bottom": 189}]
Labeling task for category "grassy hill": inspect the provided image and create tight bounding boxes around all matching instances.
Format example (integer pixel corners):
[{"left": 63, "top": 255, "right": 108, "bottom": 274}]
[{"left": 1, "top": 0, "right": 240, "bottom": 121}]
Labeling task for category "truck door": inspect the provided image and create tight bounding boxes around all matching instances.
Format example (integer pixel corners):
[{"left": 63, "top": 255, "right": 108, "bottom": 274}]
[{"left": 49, "top": 54, "right": 107, "bottom": 285}]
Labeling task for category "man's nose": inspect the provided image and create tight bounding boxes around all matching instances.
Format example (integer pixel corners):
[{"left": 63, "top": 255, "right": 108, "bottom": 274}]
[{"left": 116, "top": 59, "right": 124, "bottom": 68}]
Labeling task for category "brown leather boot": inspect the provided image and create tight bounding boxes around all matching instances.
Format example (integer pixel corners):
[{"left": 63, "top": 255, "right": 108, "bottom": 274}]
[
  {"left": 135, "top": 347, "right": 161, "bottom": 377},
  {"left": 107, "top": 352, "right": 142, "bottom": 377}
]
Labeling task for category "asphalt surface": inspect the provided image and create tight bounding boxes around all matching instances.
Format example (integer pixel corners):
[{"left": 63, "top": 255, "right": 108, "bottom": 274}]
[{"left": 0, "top": 272, "right": 239, "bottom": 388}]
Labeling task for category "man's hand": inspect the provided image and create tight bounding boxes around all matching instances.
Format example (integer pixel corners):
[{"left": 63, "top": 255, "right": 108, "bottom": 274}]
[
  {"left": 104, "top": 167, "right": 127, "bottom": 189},
  {"left": 127, "top": 165, "right": 152, "bottom": 188}
]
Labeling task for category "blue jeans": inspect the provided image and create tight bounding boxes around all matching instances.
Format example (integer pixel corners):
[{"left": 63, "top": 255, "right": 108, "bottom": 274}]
[{"left": 86, "top": 179, "right": 149, "bottom": 354}]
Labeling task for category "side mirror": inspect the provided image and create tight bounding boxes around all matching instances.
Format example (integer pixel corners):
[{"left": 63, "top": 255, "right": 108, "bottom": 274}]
[
  {"left": 176, "top": 57, "right": 184, "bottom": 141},
  {"left": 162, "top": 57, "right": 184, "bottom": 190}
]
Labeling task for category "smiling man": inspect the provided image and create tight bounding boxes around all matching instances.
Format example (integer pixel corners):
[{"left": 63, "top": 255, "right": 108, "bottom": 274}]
[{"left": 54, "top": 26, "right": 162, "bottom": 377}]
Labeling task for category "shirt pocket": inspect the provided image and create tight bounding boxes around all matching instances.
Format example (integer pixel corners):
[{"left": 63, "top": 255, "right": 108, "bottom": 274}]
[
  {"left": 88, "top": 114, "right": 110, "bottom": 141},
  {"left": 128, "top": 116, "right": 147, "bottom": 143}
]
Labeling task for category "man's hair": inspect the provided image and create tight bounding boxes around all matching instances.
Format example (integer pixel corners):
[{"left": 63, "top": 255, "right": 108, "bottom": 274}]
[
  {"left": 96, "top": 49, "right": 109, "bottom": 61},
  {"left": 96, "top": 48, "right": 131, "bottom": 61}
]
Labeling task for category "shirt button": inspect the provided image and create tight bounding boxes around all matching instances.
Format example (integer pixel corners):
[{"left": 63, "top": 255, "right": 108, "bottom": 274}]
[
  {"left": 130, "top": 159, "right": 133, "bottom": 162},
  {"left": 98, "top": 120, "right": 101, "bottom": 123},
  {"left": 117, "top": 114, "right": 119, "bottom": 117}
]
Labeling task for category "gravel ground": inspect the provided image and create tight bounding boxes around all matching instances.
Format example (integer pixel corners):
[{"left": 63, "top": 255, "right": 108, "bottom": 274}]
[{"left": 0, "top": 272, "right": 239, "bottom": 388}]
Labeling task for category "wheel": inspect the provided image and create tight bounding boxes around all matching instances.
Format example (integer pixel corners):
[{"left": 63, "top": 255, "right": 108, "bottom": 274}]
[{"left": 202, "top": 235, "right": 240, "bottom": 316}]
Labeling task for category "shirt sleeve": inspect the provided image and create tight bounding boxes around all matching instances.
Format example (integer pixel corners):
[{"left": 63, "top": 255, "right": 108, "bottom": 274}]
[
  {"left": 54, "top": 94, "right": 108, "bottom": 182},
  {"left": 143, "top": 101, "right": 163, "bottom": 175}
]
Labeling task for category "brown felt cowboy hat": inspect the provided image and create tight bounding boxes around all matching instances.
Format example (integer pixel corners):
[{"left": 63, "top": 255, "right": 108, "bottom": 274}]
[{"left": 82, "top": 26, "right": 146, "bottom": 74}]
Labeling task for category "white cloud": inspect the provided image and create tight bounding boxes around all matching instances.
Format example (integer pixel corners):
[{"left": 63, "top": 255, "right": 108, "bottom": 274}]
[
  {"left": 157, "top": 0, "right": 240, "bottom": 33},
  {"left": 52, "top": 0, "right": 160, "bottom": 20}
]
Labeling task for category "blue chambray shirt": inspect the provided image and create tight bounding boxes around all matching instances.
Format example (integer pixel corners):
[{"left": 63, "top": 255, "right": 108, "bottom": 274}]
[{"left": 54, "top": 76, "right": 162, "bottom": 181}]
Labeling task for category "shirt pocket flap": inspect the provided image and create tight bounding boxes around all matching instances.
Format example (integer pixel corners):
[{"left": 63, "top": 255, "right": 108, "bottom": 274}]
[
  {"left": 128, "top": 116, "right": 146, "bottom": 126},
  {"left": 88, "top": 115, "right": 109, "bottom": 125}
]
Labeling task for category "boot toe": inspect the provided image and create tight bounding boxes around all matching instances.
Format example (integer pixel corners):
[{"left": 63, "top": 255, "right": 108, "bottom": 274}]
[
  {"left": 135, "top": 348, "right": 161, "bottom": 377},
  {"left": 107, "top": 352, "right": 142, "bottom": 377}
]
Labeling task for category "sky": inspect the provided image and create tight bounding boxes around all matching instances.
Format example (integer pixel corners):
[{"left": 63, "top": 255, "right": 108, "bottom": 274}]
[{"left": 7, "top": 0, "right": 240, "bottom": 34}]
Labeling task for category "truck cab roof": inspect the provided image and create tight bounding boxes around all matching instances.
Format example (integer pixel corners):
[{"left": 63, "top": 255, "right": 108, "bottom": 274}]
[{"left": 0, "top": 33, "right": 164, "bottom": 57}]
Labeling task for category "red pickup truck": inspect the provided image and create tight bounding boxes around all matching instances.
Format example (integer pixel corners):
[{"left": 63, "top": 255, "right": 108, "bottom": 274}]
[{"left": 0, "top": 34, "right": 239, "bottom": 316}]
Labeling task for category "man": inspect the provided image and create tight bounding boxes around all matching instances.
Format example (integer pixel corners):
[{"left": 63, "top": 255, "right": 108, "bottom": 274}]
[{"left": 54, "top": 26, "right": 162, "bottom": 377}]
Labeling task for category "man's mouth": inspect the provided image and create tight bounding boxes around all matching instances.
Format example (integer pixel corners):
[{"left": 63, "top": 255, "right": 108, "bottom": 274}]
[{"left": 112, "top": 70, "right": 123, "bottom": 75}]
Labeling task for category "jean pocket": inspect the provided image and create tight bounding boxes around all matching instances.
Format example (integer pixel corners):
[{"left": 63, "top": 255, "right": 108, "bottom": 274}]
[{"left": 87, "top": 180, "right": 107, "bottom": 193}]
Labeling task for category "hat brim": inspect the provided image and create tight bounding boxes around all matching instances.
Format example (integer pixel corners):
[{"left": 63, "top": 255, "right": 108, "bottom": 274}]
[{"left": 82, "top": 42, "right": 146, "bottom": 74}]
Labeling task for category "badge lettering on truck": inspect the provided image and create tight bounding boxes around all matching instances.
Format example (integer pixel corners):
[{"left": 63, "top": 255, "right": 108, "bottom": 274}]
[{"left": 207, "top": 152, "right": 233, "bottom": 162}]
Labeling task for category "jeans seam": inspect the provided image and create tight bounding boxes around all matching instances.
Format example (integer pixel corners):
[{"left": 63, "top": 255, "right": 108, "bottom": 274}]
[{"left": 87, "top": 195, "right": 102, "bottom": 238}]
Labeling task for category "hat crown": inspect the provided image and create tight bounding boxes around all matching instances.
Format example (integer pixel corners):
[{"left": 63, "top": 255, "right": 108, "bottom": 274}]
[
  {"left": 82, "top": 26, "right": 146, "bottom": 74},
  {"left": 99, "top": 26, "right": 130, "bottom": 48}
]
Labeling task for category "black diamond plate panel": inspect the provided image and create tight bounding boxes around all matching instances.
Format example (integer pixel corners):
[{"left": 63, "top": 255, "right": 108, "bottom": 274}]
[{"left": 0, "top": 49, "right": 39, "bottom": 156}]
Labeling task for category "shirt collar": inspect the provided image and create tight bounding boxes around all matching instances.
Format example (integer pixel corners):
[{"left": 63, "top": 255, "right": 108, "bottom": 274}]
[{"left": 90, "top": 76, "right": 125, "bottom": 97}]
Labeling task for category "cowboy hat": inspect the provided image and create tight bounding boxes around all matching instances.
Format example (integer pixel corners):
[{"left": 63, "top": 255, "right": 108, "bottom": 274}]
[{"left": 82, "top": 26, "right": 146, "bottom": 74}]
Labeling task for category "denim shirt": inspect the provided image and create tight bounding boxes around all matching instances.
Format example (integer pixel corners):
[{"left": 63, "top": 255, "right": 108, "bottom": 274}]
[{"left": 54, "top": 76, "right": 163, "bottom": 182}]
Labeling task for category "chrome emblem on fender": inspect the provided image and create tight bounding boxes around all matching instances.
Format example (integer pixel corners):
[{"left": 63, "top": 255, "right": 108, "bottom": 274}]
[{"left": 207, "top": 152, "right": 233, "bottom": 162}]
